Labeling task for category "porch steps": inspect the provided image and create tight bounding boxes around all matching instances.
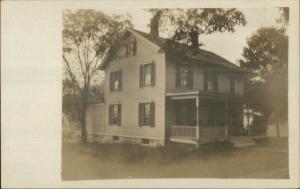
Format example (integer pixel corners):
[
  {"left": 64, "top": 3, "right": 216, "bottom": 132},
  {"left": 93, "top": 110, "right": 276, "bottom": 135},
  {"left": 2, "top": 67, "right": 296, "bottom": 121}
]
[
  {"left": 169, "top": 137, "right": 197, "bottom": 145},
  {"left": 230, "top": 137, "right": 256, "bottom": 147}
]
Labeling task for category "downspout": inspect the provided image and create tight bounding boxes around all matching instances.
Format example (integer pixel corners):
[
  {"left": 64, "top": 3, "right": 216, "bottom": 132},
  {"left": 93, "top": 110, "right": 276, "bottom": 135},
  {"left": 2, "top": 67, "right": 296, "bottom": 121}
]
[{"left": 196, "top": 95, "right": 200, "bottom": 147}]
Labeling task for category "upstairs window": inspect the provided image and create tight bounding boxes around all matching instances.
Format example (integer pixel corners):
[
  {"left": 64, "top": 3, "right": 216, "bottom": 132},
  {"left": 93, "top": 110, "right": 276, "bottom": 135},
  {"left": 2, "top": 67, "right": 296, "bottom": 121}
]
[
  {"left": 110, "top": 71, "right": 122, "bottom": 92},
  {"left": 204, "top": 73, "right": 218, "bottom": 93},
  {"left": 109, "top": 104, "right": 121, "bottom": 125},
  {"left": 126, "top": 38, "right": 137, "bottom": 57},
  {"left": 138, "top": 102, "right": 155, "bottom": 127},
  {"left": 230, "top": 76, "right": 235, "bottom": 94},
  {"left": 140, "top": 63, "right": 156, "bottom": 87},
  {"left": 176, "top": 64, "right": 193, "bottom": 89}
]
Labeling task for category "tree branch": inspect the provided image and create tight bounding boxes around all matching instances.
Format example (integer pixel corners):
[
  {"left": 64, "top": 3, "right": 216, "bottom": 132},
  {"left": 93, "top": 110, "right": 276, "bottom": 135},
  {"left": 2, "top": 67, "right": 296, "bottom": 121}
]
[
  {"left": 76, "top": 45, "right": 86, "bottom": 78},
  {"left": 89, "top": 54, "right": 103, "bottom": 78},
  {"left": 63, "top": 54, "right": 83, "bottom": 95}
]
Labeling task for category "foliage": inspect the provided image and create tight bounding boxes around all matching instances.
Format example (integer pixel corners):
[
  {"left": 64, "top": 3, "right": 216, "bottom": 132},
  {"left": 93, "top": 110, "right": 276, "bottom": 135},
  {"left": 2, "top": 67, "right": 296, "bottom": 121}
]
[
  {"left": 63, "top": 78, "right": 104, "bottom": 122},
  {"left": 277, "top": 7, "right": 289, "bottom": 27},
  {"left": 251, "top": 114, "right": 268, "bottom": 135},
  {"left": 63, "top": 10, "right": 131, "bottom": 142},
  {"left": 240, "top": 27, "right": 288, "bottom": 124},
  {"left": 240, "top": 27, "right": 288, "bottom": 80},
  {"left": 147, "top": 8, "right": 246, "bottom": 48}
]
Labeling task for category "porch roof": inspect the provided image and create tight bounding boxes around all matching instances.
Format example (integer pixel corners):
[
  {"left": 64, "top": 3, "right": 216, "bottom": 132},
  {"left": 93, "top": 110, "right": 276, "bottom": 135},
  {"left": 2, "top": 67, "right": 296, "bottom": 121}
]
[{"left": 166, "top": 90, "right": 250, "bottom": 103}]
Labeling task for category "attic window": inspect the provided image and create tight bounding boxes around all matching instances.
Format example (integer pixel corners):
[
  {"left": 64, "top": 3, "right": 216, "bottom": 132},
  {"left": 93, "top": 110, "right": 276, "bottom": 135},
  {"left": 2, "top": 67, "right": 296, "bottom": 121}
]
[{"left": 126, "top": 38, "right": 137, "bottom": 57}]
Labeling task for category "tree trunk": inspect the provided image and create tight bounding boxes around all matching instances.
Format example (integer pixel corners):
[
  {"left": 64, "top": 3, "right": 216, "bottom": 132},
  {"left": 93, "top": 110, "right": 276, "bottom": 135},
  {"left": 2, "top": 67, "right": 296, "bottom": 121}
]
[
  {"left": 189, "top": 29, "right": 199, "bottom": 49},
  {"left": 81, "top": 119, "right": 87, "bottom": 143},
  {"left": 276, "top": 122, "right": 280, "bottom": 137},
  {"left": 80, "top": 110, "right": 87, "bottom": 143},
  {"left": 80, "top": 90, "right": 88, "bottom": 143}
]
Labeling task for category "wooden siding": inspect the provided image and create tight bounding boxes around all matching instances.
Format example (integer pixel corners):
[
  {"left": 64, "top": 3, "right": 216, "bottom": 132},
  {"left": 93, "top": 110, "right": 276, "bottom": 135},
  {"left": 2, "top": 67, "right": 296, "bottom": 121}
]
[
  {"left": 166, "top": 62, "right": 244, "bottom": 96},
  {"left": 86, "top": 104, "right": 105, "bottom": 133},
  {"left": 101, "top": 33, "right": 166, "bottom": 140}
]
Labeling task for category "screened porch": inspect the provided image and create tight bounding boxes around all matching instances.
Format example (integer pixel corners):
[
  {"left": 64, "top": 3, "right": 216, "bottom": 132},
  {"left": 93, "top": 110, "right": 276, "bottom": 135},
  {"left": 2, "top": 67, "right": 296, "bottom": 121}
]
[{"left": 165, "top": 92, "right": 246, "bottom": 144}]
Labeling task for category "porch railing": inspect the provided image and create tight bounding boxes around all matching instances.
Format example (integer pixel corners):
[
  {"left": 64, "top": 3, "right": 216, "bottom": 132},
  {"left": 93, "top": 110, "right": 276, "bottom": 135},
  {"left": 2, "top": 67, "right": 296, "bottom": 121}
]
[{"left": 170, "top": 125, "right": 197, "bottom": 139}]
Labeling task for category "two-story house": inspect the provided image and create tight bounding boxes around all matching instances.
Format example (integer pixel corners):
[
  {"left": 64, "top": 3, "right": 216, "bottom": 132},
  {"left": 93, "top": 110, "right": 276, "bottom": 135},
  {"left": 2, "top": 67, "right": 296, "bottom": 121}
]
[{"left": 86, "top": 28, "right": 249, "bottom": 147}]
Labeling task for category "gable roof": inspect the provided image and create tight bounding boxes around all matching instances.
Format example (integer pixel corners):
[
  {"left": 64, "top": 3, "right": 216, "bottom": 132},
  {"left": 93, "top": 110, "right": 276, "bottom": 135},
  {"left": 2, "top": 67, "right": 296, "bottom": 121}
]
[{"left": 99, "top": 28, "right": 245, "bottom": 72}]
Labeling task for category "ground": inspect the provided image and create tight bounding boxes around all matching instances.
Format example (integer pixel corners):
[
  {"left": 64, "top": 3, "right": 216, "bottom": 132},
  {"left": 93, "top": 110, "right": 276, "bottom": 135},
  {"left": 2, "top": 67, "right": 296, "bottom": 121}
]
[{"left": 62, "top": 137, "right": 288, "bottom": 180}]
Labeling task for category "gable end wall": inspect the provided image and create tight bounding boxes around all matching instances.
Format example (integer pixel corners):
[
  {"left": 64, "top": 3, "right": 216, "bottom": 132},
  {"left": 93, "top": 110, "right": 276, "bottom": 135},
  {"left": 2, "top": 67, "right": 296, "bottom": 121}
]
[{"left": 90, "top": 33, "right": 166, "bottom": 141}]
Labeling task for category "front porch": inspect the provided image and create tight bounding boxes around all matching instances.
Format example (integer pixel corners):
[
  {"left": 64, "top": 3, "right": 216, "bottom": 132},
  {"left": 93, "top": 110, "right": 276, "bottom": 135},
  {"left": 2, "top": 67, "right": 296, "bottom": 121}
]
[{"left": 166, "top": 91, "right": 252, "bottom": 146}]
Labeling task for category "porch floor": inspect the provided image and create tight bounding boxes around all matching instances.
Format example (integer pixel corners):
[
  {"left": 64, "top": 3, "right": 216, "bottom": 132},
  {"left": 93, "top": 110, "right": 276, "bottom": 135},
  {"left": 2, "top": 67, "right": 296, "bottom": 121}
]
[{"left": 169, "top": 136, "right": 256, "bottom": 147}]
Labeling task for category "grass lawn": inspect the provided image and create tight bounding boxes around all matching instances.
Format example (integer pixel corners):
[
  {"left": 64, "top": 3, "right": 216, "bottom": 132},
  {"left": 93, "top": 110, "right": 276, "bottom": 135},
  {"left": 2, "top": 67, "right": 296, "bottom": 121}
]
[{"left": 62, "top": 138, "right": 288, "bottom": 180}]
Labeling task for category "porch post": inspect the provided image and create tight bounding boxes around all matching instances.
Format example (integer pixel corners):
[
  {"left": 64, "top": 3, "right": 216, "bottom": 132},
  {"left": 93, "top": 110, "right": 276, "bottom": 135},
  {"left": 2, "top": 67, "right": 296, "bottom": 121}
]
[
  {"left": 225, "top": 99, "right": 229, "bottom": 137},
  {"left": 247, "top": 103, "right": 250, "bottom": 136},
  {"left": 196, "top": 96, "right": 200, "bottom": 147}
]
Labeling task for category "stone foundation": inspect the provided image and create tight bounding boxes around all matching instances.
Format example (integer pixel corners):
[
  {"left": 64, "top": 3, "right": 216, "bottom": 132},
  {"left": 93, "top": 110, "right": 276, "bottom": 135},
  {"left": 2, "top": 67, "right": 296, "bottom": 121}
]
[{"left": 87, "top": 134, "right": 164, "bottom": 147}]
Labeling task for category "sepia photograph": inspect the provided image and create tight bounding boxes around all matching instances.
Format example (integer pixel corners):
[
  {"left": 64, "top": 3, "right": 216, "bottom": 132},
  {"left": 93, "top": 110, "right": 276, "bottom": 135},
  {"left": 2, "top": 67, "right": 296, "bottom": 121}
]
[
  {"left": 62, "top": 7, "right": 289, "bottom": 180},
  {"left": 1, "top": 0, "right": 299, "bottom": 188}
]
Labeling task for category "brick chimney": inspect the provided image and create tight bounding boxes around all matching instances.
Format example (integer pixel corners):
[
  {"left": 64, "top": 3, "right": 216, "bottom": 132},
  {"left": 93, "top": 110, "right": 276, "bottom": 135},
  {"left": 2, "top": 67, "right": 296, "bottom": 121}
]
[{"left": 149, "top": 11, "right": 162, "bottom": 37}]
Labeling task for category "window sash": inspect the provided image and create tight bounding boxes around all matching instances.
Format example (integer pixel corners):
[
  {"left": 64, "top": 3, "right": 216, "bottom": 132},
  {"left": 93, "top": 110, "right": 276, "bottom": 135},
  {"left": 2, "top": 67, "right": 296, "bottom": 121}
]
[
  {"left": 109, "top": 104, "right": 121, "bottom": 125},
  {"left": 140, "top": 63, "right": 155, "bottom": 87},
  {"left": 176, "top": 65, "right": 193, "bottom": 89},
  {"left": 144, "top": 103, "right": 151, "bottom": 118},
  {"left": 114, "top": 80, "right": 119, "bottom": 91},
  {"left": 144, "top": 65, "right": 152, "bottom": 86},
  {"left": 126, "top": 40, "right": 136, "bottom": 57},
  {"left": 205, "top": 74, "right": 218, "bottom": 92},
  {"left": 128, "top": 42, "right": 134, "bottom": 56},
  {"left": 113, "top": 104, "right": 118, "bottom": 118},
  {"left": 110, "top": 71, "right": 122, "bottom": 91},
  {"left": 207, "top": 80, "right": 214, "bottom": 91},
  {"left": 139, "top": 102, "right": 155, "bottom": 127},
  {"left": 180, "top": 66, "right": 188, "bottom": 87}
]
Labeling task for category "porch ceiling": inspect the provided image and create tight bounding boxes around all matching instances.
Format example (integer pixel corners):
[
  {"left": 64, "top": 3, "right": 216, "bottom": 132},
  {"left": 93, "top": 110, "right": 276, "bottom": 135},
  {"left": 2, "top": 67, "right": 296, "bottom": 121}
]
[{"left": 166, "top": 90, "right": 248, "bottom": 103}]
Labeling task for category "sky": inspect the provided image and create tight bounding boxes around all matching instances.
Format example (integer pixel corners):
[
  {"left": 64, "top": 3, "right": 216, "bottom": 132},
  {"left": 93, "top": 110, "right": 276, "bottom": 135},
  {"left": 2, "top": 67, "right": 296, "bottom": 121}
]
[{"left": 103, "top": 8, "right": 282, "bottom": 65}]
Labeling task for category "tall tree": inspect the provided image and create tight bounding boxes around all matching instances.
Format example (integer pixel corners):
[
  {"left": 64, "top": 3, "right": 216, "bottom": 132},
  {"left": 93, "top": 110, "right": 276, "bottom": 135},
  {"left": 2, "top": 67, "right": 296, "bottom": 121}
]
[
  {"left": 147, "top": 8, "right": 246, "bottom": 48},
  {"left": 63, "top": 10, "right": 131, "bottom": 142},
  {"left": 240, "top": 27, "right": 288, "bottom": 80},
  {"left": 240, "top": 27, "right": 288, "bottom": 128},
  {"left": 277, "top": 7, "right": 289, "bottom": 28}
]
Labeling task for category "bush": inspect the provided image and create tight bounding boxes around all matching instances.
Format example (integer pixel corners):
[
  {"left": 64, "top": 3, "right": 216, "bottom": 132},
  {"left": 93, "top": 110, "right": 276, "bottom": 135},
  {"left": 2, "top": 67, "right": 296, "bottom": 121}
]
[{"left": 62, "top": 114, "right": 81, "bottom": 142}]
